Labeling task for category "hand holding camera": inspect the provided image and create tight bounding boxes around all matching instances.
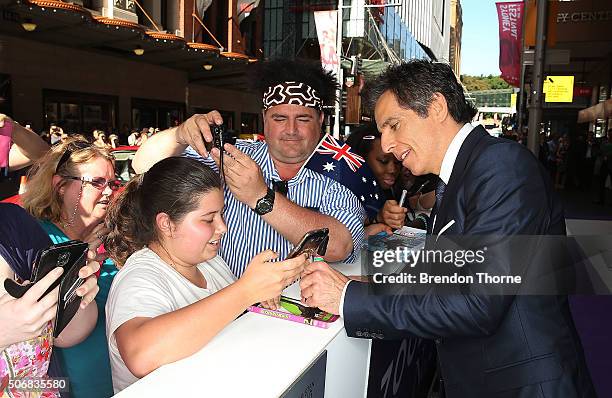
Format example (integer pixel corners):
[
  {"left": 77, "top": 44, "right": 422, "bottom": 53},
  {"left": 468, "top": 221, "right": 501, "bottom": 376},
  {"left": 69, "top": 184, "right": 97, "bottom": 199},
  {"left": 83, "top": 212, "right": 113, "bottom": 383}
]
[
  {"left": 210, "top": 141, "right": 268, "bottom": 209},
  {"left": 174, "top": 112, "right": 224, "bottom": 157}
]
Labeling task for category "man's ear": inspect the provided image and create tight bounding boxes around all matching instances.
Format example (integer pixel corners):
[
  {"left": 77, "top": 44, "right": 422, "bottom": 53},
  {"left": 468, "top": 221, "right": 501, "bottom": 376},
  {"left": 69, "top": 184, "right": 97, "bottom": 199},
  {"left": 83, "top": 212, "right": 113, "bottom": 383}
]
[
  {"left": 318, "top": 110, "right": 325, "bottom": 126},
  {"left": 430, "top": 93, "right": 449, "bottom": 123},
  {"left": 155, "top": 213, "right": 174, "bottom": 238},
  {"left": 52, "top": 175, "right": 65, "bottom": 196}
]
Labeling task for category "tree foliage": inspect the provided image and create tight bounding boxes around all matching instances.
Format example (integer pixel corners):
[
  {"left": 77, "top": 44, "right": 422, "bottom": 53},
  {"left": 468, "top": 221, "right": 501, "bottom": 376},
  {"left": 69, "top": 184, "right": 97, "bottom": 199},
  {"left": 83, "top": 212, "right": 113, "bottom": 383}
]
[{"left": 460, "top": 74, "right": 511, "bottom": 91}]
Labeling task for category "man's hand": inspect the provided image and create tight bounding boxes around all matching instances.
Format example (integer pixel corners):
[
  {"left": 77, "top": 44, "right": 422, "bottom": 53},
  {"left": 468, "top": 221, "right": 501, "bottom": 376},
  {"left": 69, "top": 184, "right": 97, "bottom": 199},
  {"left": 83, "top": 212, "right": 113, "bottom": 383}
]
[
  {"left": 299, "top": 261, "right": 349, "bottom": 315},
  {"left": 211, "top": 144, "right": 268, "bottom": 209},
  {"left": 175, "top": 112, "right": 224, "bottom": 158},
  {"left": 378, "top": 200, "right": 407, "bottom": 229}
]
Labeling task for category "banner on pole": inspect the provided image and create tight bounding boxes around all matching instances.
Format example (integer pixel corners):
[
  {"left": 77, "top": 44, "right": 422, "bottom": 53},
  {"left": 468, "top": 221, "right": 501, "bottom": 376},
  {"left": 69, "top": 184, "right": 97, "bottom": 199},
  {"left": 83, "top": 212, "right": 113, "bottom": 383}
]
[
  {"left": 496, "top": 2, "right": 524, "bottom": 87},
  {"left": 314, "top": 10, "right": 339, "bottom": 74}
]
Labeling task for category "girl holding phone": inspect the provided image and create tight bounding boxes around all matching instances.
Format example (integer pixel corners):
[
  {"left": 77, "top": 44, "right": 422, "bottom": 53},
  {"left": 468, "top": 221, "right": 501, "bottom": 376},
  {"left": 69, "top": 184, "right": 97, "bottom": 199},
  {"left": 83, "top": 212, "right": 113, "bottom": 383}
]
[{"left": 104, "top": 157, "right": 307, "bottom": 393}]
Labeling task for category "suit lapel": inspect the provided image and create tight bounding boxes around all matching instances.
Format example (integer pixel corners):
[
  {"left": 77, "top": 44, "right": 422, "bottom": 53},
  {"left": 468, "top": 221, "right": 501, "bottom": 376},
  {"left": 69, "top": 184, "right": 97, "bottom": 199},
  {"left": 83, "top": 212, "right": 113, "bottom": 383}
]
[{"left": 433, "top": 126, "right": 489, "bottom": 235}]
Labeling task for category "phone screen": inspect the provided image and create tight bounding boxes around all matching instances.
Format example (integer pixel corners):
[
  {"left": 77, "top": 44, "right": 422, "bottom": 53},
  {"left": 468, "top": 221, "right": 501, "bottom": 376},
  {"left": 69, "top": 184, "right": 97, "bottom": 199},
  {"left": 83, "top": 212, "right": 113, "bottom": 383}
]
[{"left": 287, "top": 228, "right": 329, "bottom": 259}]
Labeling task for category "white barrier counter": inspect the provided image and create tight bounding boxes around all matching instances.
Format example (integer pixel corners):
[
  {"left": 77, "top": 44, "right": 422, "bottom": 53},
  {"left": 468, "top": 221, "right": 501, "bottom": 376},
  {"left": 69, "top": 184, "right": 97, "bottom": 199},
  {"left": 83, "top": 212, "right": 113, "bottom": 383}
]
[{"left": 116, "top": 261, "right": 369, "bottom": 398}]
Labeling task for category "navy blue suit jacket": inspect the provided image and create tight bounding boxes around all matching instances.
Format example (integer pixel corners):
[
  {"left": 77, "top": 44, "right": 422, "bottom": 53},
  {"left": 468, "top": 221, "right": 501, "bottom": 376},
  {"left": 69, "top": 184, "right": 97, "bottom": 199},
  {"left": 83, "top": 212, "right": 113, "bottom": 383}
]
[{"left": 344, "top": 126, "right": 595, "bottom": 397}]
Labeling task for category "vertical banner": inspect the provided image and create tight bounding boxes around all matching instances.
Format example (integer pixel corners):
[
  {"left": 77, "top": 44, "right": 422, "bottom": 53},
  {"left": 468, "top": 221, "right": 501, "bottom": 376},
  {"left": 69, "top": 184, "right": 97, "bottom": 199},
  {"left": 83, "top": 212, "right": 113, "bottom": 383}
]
[
  {"left": 314, "top": 10, "right": 339, "bottom": 74},
  {"left": 496, "top": 2, "right": 524, "bottom": 87}
]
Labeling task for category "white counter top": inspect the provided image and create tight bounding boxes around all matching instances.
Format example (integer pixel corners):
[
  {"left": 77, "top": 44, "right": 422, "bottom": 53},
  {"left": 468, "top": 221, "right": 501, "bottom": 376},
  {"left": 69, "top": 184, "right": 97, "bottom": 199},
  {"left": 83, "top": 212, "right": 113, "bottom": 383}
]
[{"left": 116, "top": 261, "right": 370, "bottom": 398}]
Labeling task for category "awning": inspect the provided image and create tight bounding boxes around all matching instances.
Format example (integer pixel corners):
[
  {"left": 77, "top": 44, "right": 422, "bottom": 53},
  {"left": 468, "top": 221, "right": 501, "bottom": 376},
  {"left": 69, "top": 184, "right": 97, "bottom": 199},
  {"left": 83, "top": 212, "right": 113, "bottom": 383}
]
[{"left": 0, "top": 0, "right": 256, "bottom": 89}]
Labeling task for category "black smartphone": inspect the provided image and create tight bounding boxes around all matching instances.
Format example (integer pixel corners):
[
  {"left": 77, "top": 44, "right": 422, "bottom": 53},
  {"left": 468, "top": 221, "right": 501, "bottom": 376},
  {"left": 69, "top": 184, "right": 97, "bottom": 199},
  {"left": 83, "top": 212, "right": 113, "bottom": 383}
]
[
  {"left": 54, "top": 254, "right": 87, "bottom": 338},
  {"left": 4, "top": 240, "right": 88, "bottom": 300},
  {"left": 287, "top": 228, "right": 329, "bottom": 259}
]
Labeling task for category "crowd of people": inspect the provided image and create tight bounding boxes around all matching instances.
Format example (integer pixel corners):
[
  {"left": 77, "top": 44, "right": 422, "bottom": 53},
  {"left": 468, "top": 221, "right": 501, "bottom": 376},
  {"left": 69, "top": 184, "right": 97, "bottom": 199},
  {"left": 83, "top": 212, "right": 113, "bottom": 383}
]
[
  {"left": 0, "top": 58, "right": 601, "bottom": 398},
  {"left": 538, "top": 130, "right": 612, "bottom": 204},
  {"left": 36, "top": 125, "right": 159, "bottom": 150},
  {"left": 0, "top": 59, "right": 435, "bottom": 397}
]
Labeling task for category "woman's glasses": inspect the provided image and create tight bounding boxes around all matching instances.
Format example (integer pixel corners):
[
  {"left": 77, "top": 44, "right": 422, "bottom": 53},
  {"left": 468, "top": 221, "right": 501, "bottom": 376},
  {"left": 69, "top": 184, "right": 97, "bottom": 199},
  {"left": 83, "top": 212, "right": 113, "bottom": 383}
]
[{"left": 62, "top": 176, "right": 122, "bottom": 191}]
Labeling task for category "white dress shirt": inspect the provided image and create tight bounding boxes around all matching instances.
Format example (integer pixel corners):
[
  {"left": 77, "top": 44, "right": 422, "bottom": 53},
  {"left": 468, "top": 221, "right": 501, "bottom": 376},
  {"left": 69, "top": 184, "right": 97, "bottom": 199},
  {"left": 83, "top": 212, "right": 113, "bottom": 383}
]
[
  {"left": 439, "top": 123, "right": 475, "bottom": 185},
  {"left": 340, "top": 122, "right": 476, "bottom": 319}
]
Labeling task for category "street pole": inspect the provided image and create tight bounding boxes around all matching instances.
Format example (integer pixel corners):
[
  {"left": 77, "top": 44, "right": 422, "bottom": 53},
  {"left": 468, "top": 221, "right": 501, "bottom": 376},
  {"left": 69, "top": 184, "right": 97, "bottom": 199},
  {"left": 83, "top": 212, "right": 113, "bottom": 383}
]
[
  {"left": 527, "top": 0, "right": 548, "bottom": 155},
  {"left": 331, "top": 1, "right": 402, "bottom": 139},
  {"left": 333, "top": 1, "right": 344, "bottom": 140}
]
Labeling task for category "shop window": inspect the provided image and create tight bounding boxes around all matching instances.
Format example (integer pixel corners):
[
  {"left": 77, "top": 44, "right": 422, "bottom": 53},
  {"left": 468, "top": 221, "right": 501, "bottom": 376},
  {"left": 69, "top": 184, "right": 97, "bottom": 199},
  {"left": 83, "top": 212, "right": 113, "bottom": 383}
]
[
  {"left": 241, "top": 112, "right": 259, "bottom": 134},
  {"left": 132, "top": 98, "right": 185, "bottom": 131},
  {"left": 43, "top": 89, "right": 117, "bottom": 134}
]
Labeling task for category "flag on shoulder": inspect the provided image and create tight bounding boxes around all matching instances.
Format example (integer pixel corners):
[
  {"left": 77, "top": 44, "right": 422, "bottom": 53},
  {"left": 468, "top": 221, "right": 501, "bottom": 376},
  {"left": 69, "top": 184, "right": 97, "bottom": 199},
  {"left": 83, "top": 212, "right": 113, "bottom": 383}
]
[{"left": 302, "top": 134, "right": 384, "bottom": 219}]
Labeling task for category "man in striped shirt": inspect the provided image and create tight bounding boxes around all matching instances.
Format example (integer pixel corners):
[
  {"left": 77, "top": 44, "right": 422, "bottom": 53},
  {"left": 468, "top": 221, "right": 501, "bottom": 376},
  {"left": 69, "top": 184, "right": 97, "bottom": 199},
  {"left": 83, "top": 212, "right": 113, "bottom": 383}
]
[{"left": 133, "top": 59, "right": 366, "bottom": 280}]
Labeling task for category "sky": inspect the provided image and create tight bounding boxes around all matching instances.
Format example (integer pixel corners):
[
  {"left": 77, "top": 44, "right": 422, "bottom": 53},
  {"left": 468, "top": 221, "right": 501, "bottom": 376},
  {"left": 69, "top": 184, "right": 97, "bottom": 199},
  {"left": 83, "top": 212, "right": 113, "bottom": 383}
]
[{"left": 460, "top": 0, "right": 511, "bottom": 77}]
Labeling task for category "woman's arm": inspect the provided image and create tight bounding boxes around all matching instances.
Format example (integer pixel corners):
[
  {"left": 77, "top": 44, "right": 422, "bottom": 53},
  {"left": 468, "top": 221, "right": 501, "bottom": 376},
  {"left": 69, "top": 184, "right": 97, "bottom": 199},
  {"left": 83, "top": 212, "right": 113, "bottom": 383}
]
[
  {"left": 0, "top": 115, "right": 49, "bottom": 171},
  {"left": 115, "top": 281, "right": 250, "bottom": 378},
  {"left": 53, "top": 302, "right": 97, "bottom": 348},
  {"left": 114, "top": 251, "right": 307, "bottom": 378}
]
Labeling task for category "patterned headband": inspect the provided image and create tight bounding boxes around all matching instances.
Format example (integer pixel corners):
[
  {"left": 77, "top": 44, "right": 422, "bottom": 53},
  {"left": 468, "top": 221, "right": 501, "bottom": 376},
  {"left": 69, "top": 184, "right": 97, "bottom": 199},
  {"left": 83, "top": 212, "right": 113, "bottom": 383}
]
[{"left": 262, "top": 81, "right": 322, "bottom": 111}]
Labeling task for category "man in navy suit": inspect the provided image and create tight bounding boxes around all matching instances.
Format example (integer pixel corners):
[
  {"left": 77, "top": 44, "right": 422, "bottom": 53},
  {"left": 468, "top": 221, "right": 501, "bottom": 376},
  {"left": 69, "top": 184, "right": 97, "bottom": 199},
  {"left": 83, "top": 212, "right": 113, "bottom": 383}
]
[{"left": 300, "top": 60, "right": 595, "bottom": 397}]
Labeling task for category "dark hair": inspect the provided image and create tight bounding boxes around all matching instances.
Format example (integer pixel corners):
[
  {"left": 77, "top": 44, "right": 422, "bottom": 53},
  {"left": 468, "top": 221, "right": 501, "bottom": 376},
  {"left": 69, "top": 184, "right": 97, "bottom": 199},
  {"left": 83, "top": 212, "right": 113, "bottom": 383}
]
[
  {"left": 363, "top": 60, "right": 477, "bottom": 124},
  {"left": 250, "top": 58, "right": 339, "bottom": 110},
  {"left": 105, "top": 157, "right": 221, "bottom": 267},
  {"left": 345, "top": 122, "right": 381, "bottom": 160}
]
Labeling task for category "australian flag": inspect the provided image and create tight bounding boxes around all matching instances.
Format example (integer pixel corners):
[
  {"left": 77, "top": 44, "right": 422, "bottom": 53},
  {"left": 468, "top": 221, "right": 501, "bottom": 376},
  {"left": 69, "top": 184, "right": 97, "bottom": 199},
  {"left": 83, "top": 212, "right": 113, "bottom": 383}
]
[{"left": 302, "top": 134, "right": 385, "bottom": 220}]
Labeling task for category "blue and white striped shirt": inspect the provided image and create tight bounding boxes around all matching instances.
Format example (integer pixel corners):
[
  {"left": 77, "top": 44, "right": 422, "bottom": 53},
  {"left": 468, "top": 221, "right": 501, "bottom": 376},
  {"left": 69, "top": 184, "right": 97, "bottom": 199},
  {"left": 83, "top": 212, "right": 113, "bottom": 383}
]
[{"left": 184, "top": 140, "right": 366, "bottom": 277}]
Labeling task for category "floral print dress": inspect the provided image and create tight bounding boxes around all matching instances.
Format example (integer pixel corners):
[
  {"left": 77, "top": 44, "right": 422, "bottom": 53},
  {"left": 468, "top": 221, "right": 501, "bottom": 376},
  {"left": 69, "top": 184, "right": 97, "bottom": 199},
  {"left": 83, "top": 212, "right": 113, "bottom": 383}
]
[{"left": 0, "top": 321, "right": 59, "bottom": 398}]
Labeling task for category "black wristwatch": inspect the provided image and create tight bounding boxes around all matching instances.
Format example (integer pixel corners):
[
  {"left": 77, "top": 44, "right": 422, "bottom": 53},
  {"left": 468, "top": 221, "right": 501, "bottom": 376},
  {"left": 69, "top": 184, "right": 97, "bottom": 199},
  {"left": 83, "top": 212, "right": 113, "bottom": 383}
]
[{"left": 253, "top": 187, "right": 275, "bottom": 216}]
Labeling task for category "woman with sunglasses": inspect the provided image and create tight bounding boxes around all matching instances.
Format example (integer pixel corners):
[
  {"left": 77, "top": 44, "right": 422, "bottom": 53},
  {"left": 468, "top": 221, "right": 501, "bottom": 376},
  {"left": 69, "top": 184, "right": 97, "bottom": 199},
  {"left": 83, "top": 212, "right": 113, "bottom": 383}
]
[{"left": 21, "top": 137, "right": 120, "bottom": 398}]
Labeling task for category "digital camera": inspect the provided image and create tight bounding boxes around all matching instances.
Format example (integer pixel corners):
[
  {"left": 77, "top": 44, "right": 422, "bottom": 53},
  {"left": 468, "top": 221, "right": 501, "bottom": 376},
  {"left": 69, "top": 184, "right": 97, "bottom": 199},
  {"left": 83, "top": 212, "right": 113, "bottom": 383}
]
[{"left": 211, "top": 124, "right": 237, "bottom": 149}]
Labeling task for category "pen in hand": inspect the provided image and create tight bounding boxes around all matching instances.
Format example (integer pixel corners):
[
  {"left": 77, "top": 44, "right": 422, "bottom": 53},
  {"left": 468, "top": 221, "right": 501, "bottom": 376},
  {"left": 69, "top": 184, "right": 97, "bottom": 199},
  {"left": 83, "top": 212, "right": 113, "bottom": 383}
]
[{"left": 398, "top": 189, "right": 408, "bottom": 208}]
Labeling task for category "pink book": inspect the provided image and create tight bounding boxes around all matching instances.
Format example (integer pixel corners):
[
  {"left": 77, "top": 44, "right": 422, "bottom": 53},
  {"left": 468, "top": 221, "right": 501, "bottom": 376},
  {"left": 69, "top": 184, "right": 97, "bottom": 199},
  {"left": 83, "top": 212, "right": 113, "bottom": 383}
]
[{"left": 248, "top": 296, "right": 339, "bottom": 329}]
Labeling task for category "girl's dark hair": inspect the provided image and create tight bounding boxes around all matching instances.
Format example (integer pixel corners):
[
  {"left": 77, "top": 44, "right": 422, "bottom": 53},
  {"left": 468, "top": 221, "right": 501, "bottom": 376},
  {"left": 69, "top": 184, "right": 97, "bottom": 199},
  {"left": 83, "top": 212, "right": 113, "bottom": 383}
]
[
  {"left": 105, "top": 157, "right": 221, "bottom": 267},
  {"left": 345, "top": 122, "right": 381, "bottom": 160}
]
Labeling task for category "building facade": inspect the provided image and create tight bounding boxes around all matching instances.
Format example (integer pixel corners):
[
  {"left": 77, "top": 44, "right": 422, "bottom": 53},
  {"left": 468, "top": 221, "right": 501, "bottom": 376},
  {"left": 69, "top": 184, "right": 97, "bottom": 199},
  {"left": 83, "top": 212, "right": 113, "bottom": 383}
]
[
  {"left": 0, "top": 0, "right": 263, "bottom": 136},
  {"left": 397, "top": 0, "right": 451, "bottom": 62},
  {"left": 449, "top": 0, "right": 462, "bottom": 76}
]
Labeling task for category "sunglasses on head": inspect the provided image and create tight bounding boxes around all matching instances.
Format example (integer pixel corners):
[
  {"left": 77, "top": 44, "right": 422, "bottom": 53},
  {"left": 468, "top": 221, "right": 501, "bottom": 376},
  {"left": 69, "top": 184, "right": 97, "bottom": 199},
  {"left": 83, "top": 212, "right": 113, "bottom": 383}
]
[{"left": 55, "top": 141, "right": 91, "bottom": 174}]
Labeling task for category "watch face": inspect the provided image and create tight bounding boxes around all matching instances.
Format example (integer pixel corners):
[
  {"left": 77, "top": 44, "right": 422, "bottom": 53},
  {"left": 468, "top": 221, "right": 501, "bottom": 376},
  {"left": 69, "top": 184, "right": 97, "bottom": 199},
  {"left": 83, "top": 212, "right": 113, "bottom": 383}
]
[{"left": 257, "top": 199, "right": 273, "bottom": 214}]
